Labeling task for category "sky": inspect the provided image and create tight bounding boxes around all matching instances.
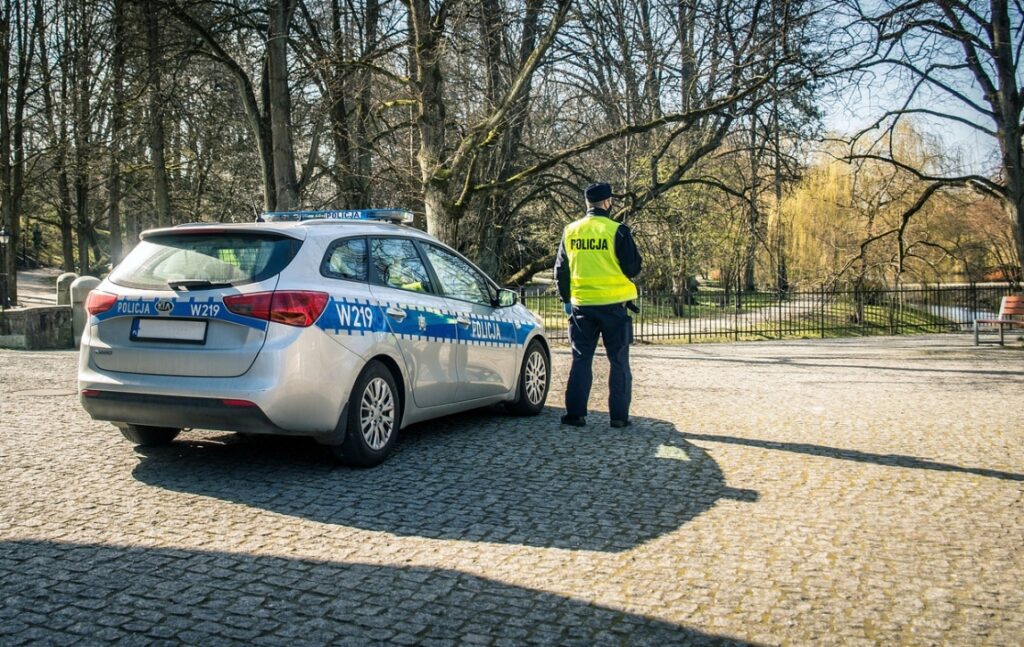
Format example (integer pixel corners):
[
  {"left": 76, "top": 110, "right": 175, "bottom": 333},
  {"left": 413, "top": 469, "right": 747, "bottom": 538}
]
[
  {"left": 817, "top": 22, "right": 1007, "bottom": 180},
  {"left": 822, "top": 87, "right": 1000, "bottom": 178}
]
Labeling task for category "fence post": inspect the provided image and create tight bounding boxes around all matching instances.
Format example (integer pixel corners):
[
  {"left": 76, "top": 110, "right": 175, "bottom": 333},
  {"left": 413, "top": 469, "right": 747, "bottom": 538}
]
[
  {"left": 637, "top": 290, "right": 644, "bottom": 342},
  {"left": 687, "top": 294, "right": 692, "bottom": 344},
  {"left": 889, "top": 289, "right": 896, "bottom": 336},
  {"left": 820, "top": 285, "right": 826, "bottom": 339},
  {"left": 777, "top": 289, "right": 782, "bottom": 339},
  {"left": 970, "top": 282, "right": 978, "bottom": 331}
]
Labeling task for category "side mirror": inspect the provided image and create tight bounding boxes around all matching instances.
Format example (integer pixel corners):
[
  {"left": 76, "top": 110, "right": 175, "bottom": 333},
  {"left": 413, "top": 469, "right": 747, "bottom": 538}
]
[{"left": 497, "top": 288, "right": 518, "bottom": 307}]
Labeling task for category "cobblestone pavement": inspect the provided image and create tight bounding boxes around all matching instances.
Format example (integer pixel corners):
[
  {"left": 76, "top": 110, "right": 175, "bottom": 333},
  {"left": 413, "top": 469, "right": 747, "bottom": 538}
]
[{"left": 1, "top": 335, "right": 1022, "bottom": 645}]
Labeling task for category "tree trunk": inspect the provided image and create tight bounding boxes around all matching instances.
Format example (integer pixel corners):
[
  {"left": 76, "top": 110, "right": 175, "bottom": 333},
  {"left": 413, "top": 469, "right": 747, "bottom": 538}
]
[
  {"left": 355, "top": 0, "right": 378, "bottom": 204},
  {"left": 677, "top": 0, "right": 696, "bottom": 112},
  {"left": 424, "top": 183, "right": 460, "bottom": 246},
  {"left": 744, "top": 122, "right": 760, "bottom": 292},
  {"left": 638, "top": 0, "right": 661, "bottom": 117},
  {"left": 0, "top": 0, "right": 13, "bottom": 302},
  {"left": 144, "top": 0, "right": 171, "bottom": 228},
  {"left": 1006, "top": 198, "right": 1024, "bottom": 280},
  {"left": 409, "top": 0, "right": 461, "bottom": 242},
  {"left": 772, "top": 96, "right": 788, "bottom": 293},
  {"left": 326, "top": 0, "right": 353, "bottom": 206},
  {"left": 106, "top": 0, "right": 125, "bottom": 263},
  {"left": 75, "top": 181, "right": 89, "bottom": 274},
  {"left": 472, "top": 0, "right": 512, "bottom": 275},
  {"left": 470, "top": 0, "right": 542, "bottom": 277},
  {"left": 986, "top": 0, "right": 1024, "bottom": 279},
  {"left": 73, "top": 0, "right": 91, "bottom": 274},
  {"left": 1, "top": 0, "right": 33, "bottom": 300},
  {"left": 10, "top": 23, "right": 27, "bottom": 285},
  {"left": 322, "top": 0, "right": 375, "bottom": 208},
  {"left": 268, "top": 0, "right": 298, "bottom": 211}
]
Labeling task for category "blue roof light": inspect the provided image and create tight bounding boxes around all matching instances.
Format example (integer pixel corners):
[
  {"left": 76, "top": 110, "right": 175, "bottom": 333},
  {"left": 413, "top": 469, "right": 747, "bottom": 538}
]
[{"left": 260, "top": 209, "right": 414, "bottom": 224}]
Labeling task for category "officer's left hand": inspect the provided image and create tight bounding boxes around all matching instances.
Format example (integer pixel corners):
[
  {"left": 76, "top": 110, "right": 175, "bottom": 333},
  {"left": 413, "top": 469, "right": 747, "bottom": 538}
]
[{"left": 563, "top": 302, "right": 572, "bottom": 317}]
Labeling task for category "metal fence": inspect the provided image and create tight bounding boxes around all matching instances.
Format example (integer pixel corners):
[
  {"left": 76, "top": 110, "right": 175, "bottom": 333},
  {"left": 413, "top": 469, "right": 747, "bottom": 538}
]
[{"left": 523, "top": 284, "right": 1021, "bottom": 344}]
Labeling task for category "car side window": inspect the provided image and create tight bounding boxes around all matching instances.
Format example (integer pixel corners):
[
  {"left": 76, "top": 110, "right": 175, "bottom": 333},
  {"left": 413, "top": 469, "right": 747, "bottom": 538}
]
[
  {"left": 424, "top": 244, "right": 493, "bottom": 306},
  {"left": 369, "top": 238, "right": 433, "bottom": 294},
  {"left": 321, "top": 237, "right": 368, "bottom": 281}
]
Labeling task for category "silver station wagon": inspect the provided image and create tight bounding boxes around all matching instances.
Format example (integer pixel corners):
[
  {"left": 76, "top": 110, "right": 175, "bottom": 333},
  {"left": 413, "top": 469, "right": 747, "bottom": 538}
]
[{"left": 78, "top": 209, "right": 551, "bottom": 467}]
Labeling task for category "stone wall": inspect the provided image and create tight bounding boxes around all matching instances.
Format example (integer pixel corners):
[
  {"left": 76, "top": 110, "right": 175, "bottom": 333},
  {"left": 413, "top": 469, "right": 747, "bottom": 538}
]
[{"left": 0, "top": 306, "right": 74, "bottom": 350}]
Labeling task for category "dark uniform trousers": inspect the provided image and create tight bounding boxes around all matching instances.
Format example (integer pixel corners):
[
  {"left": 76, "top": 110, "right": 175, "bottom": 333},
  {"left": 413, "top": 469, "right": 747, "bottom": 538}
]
[{"left": 565, "top": 303, "right": 632, "bottom": 421}]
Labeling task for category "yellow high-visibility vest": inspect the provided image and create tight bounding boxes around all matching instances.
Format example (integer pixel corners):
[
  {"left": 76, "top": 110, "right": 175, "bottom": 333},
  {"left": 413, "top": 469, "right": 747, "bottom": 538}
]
[{"left": 563, "top": 215, "right": 638, "bottom": 306}]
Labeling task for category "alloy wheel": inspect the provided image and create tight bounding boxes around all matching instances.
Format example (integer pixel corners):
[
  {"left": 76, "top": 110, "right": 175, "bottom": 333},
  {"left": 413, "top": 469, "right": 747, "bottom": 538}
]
[
  {"left": 359, "top": 377, "right": 395, "bottom": 450},
  {"left": 524, "top": 350, "right": 547, "bottom": 405}
]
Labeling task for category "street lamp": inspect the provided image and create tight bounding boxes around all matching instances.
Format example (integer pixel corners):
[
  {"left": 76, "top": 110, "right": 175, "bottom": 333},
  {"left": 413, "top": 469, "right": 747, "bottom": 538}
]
[{"left": 0, "top": 227, "right": 8, "bottom": 310}]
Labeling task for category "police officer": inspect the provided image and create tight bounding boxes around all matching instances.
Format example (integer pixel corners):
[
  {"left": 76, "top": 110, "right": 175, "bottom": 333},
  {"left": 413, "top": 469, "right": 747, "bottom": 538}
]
[{"left": 554, "top": 182, "right": 642, "bottom": 428}]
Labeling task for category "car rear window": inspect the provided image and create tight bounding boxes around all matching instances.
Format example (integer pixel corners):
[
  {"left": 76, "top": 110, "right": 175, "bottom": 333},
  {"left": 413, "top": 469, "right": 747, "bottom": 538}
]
[{"left": 109, "top": 232, "right": 302, "bottom": 290}]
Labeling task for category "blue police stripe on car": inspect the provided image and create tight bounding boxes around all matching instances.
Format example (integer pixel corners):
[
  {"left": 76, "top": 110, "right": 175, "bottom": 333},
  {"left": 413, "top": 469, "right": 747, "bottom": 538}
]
[
  {"left": 316, "top": 298, "right": 534, "bottom": 347},
  {"left": 91, "top": 296, "right": 268, "bottom": 331},
  {"left": 317, "top": 298, "right": 389, "bottom": 336}
]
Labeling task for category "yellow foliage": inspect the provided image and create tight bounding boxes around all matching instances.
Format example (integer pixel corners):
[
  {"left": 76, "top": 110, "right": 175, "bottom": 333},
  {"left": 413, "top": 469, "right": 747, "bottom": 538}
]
[{"left": 780, "top": 122, "right": 1004, "bottom": 285}]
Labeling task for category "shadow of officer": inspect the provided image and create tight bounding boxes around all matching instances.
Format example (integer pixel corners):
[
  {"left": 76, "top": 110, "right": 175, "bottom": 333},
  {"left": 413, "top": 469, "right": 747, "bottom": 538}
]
[{"left": 554, "top": 183, "right": 642, "bottom": 428}]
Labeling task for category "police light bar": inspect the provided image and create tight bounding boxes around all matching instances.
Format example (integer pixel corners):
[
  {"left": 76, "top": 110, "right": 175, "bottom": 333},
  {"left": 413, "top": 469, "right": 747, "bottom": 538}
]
[{"left": 260, "top": 209, "right": 414, "bottom": 224}]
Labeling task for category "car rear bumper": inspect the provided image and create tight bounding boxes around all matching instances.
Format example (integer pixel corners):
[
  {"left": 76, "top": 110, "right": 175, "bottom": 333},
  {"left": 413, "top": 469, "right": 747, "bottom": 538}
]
[
  {"left": 81, "top": 390, "right": 292, "bottom": 435},
  {"left": 78, "top": 323, "right": 364, "bottom": 437},
  {"left": 80, "top": 390, "right": 348, "bottom": 444}
]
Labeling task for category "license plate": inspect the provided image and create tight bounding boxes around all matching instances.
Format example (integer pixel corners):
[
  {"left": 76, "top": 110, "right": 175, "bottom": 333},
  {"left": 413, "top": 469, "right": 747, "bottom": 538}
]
[{"left": 131, "top": 318, "right": 208, "bottom": 344}]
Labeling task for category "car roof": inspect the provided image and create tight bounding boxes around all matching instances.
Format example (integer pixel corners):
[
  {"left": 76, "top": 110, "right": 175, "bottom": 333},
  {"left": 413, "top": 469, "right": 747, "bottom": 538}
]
[{"left": 142, "top": 220, "right": 438, "bottom": 243}]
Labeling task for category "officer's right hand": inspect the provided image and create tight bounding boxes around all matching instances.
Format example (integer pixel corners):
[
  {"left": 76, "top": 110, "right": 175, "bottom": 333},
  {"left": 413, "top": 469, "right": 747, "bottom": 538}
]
[{"left": 563, "top": 302, "right": 572, "bottom": 317}]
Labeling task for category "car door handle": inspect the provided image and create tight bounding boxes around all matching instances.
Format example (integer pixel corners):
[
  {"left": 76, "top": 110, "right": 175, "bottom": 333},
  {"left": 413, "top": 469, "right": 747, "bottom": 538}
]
[
  {"left": 386, "top": 306, "right": 407, "bottom": 321},
  {"left": 456, "top": 315, "right": 471, "bottom": 326}
]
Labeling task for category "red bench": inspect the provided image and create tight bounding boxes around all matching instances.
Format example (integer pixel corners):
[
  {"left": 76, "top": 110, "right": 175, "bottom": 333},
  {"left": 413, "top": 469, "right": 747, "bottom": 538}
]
[{"left": 973, "top": 295, "right": 1024, "bottom": 345}]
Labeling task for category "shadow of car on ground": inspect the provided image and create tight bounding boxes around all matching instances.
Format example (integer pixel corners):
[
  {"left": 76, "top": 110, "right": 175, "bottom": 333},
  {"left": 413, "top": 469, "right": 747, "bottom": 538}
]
[
  {"left": 0, "top": 539, "right": 753, "bottom": 645},
  {"left": 132, "top": 407, "right": 757, "bottom": 553}
]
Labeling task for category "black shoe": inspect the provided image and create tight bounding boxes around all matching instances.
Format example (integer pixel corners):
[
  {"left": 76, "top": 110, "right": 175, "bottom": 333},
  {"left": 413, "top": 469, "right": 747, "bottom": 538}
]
[
  {"left": 610, "top": 419, "right": 631, "bottom": 428},
  {"left": 560, "top": 415, "right": 586, "bottom": 427}
]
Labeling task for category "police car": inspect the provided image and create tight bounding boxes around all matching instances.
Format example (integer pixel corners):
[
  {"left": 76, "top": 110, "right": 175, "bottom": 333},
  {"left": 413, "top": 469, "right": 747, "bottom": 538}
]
[{"left": 78, "top": 209, "right": 550, "bottom": 467}]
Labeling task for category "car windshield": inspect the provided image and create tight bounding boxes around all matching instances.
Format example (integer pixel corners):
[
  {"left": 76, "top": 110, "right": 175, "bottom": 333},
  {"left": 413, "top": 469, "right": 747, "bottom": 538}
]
[{"left": 109, "top": 232, "right": 301, "bottom": 290}]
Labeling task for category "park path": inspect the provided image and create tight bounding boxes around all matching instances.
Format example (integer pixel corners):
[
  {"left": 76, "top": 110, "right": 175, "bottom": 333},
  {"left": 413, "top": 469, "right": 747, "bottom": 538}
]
[{"left": 12, "top": 268, "right": 60, "bottom": 307}]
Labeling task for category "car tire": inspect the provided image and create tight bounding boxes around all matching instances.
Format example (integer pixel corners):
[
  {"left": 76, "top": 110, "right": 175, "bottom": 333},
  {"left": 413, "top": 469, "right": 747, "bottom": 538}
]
[
  {"left": 332, "top": 360, "right": 399, "bottom": 467},
  {"left": 506, "top": 339, "right": 550, "bottom": 416},
  {"left": 118, "top": 424, "right": 180, "bottom": 446}
]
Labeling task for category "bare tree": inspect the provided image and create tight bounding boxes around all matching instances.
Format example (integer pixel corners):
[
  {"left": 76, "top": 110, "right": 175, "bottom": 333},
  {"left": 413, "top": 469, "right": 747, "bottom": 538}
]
[
  {"left": 165, "top": 0, "right": 303, "bottom": 212},
  {"left": 405, "top": 0, "right": 572, "bottom": 244},
  {"left": 843, "top": 0, "right": 1024, "bottom": 281},
  {"left": 295, "top": 0, "right": 383, "bottom": 208}
]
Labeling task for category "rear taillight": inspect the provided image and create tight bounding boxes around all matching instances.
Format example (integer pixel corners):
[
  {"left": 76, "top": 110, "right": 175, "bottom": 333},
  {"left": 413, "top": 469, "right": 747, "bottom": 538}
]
[
  {"left": 224, "top": 291, "right": 328, "bottom": 327},
  {"left": 223, "top": 292, "right": 273, "bottom": 320},
  {"left": 268, "top": 291, "right": 330, "bottom": 326},
  {"left": 85, "top": 291, "right": 118, "bottom": 315}
]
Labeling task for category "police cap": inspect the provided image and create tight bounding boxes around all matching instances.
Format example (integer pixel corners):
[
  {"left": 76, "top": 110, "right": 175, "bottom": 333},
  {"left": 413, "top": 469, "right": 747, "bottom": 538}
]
[{"left": 584, "top": 182, "right": 612, "bottom": 203}]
